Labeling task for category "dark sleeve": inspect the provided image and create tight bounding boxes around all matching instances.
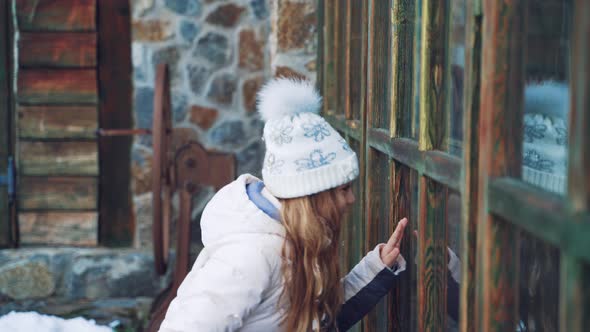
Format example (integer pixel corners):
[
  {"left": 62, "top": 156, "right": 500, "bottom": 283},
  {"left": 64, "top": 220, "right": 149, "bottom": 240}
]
[
  {"left": 336, "top": 269, "right": 397, "bottom": 332},
  {"left": 447, "top": 270, "right": 460, "bottom": 322}
]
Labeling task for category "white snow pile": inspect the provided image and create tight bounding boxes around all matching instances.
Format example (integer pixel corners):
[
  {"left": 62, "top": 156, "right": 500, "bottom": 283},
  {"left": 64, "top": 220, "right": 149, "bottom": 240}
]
[{"left": 0, "top": 311, "right": 112, "bottom": 332}]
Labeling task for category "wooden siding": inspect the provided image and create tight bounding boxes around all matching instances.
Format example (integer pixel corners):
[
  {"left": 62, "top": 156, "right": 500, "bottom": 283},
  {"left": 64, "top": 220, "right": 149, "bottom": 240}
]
[
  {"left": 19, "top": 212, "right": 97, "bottom": 245},
  {"left": 16, "top": 0, "right": 96, "bottom": 32},
  {"left": 14, "top": 0, "right": 104, "bottom": 246},
  {"left": 19, "top": 32, "right": 97, "bottom": 67}
]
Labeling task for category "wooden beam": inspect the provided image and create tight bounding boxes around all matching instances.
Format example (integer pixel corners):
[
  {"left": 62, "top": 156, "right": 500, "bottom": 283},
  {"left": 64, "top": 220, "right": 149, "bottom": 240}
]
[
  {"left": 0, "top": 0, "right": 15, "bottom": 247},
  {"left": 476, "top": 1, "right": 526, "bottom": 330},
  {"left": 18, "top": 69, "right": 98, "bottom": 104},
  {"left": 19, "top": 176, "right": 97, "bottom": 210},
  {"left": 97, "top": 0, "right": 134, "bottom": 246},
  {"left": 18, "top": 105, "right": 97, "bottom": 139},
  {"left": 322, "top": 0, "right": 335, "bottom": 114},
  {"left": 19, "top": 212, "right": 97, "bottom": 246},
  {"left": 16, "top": 0, "right": 96, "bottom": 32},
  {"left": 561, "top": 1, "right": 590, "bottom": 330},
  {"left": 19, "top": 32, "right": 97, "bottom": 68},
  {"left": 459, "top": 1, "right": 482, "bottom": 331},
  {"left": 19, "top": 141, "right": 98, "bottom": 176}
]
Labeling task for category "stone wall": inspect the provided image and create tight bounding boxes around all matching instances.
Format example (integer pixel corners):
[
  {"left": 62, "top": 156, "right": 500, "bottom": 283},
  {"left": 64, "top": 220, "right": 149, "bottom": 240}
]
[
  {"left": 130, "top": 0, "right": 318, "bottom": 249},
  {"left": 130, "top": 0, "right": 273, "bottom": 247}
]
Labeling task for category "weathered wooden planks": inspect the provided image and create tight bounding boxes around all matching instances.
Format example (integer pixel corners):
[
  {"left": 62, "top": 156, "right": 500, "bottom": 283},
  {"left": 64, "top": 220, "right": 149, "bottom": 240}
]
[
  {"left": 476, "top": 1, "right": 526, "bottom": 330},
  {"left": 322, "top": 0, "right": 336, "bottom": 114},
  {"left": 560, "top": 1, "right": 590, "bottom": 331},
  {"left": 19, "top": 212, "right": 97, "bottom": 245},
  {"left": 19, "top": 141, "right": 98, "bottom": 176},
  {"left": 18, "top": 106, "right": 97, "bottom": 139},
  {"left": 16, "top": 0, "right": 96, "bottom": 32},
  {"left": 19, "top": 177, "right": 97, "bottom": 210},
  {"left": 18, "top": 69, "right": 98, "bottom": 104},
  {"left": 97, "top": 0, "right": 134, "bottom": 246},
  {"left": 459, "top": 1, "right": 482, "bottom": 331},
  {"left": 19, "top": 33, "right": 97, "bottom": 67},
  {"left": 418, "top": 0, "right": 450, "bottom": 151}
]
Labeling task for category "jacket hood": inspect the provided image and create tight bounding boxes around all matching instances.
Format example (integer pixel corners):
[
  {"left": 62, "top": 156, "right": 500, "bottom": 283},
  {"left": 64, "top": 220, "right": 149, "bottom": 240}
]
[{"left": 200, "top": 174, "right": 286, "bottom": 246}]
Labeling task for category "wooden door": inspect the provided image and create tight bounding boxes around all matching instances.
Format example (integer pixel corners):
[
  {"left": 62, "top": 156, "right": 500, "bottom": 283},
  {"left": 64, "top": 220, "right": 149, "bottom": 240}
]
[
  {"left": 9, "top": 0, "right": 133, "bottom": 247},
  {"left": 319, "top": 0, "right": 590, "bottom": 331}
]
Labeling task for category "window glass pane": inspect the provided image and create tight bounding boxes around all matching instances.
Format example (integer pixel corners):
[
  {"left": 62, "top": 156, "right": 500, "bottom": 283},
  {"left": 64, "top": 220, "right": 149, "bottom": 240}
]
[
  {"left": 446, "top": 190, "right": 461, "bottom": 332},
  {"left": 447, "top": 0, "right": 466, "bottom": 156},
  {"left": 522, "top": 0, "right": 572, "bottom": 195},
  {"left": 518, "top": 230, "right": 560, "bottom": 331},
  {"left": 411, "top": 0, "right": 423, "bottom": 139}
]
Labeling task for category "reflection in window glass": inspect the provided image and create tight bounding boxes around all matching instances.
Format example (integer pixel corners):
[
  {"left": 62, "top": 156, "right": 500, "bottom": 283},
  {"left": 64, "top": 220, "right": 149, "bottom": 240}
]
[
  {"left": 518, "top": 231, "right": 560, "bottom": 332},
  {"left": 446, "top": 191, "right": 461, "bottom": 332},
  {"left": 448, "top": 0, "right": 466, "bottom": 156},
  {"left": 522, "top": 0, "right": 572, "bottom": 195}
]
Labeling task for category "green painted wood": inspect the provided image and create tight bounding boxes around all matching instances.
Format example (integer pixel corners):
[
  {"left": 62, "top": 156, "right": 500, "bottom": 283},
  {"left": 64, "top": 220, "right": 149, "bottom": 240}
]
[
  {"left": 348, "top": 0, "right": 363, "bottom": 121},
  {"left": 560, "top": 2, "right": 590, "bottom": 330},
  {"left": 459, "top": 1, "right": 482, "bottom": 330},
  {"left": 417, "top": 175, "right": 448, "bottom": 332},
  {"left": 418, "top": 0, "right": 450, "bottom": 151},
  {"left": 322, "top": 0, "right": 335, "bottom": 114},
  {"left": 390, "top": 0, "right": 415, "bottom": 138},
  {"left": 316, "top": 0, "right": 324, "bottom": 94},
  {"left": 476, "top": 1, "right": 527, "bottom": 330},
  {"left": 0, "top": 0, "right": 14, "bottom": 247},
  {"left": 97, "top": 0, "right": 134, "bottom": 247}
]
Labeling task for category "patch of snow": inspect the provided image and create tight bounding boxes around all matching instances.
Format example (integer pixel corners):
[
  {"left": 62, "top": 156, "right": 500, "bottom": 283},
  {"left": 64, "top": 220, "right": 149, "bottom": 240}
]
[{"left": 0, "top": 311, "right": 112, "bottom": 332}]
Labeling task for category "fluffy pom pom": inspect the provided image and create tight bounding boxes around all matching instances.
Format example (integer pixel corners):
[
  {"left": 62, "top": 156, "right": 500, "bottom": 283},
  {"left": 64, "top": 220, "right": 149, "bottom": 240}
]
[
  {"left": 525, "top": 81, "right": 569, "bottom": 120},
  {"left": 257, "top": 77, "right": 322, "bottom": 122}
]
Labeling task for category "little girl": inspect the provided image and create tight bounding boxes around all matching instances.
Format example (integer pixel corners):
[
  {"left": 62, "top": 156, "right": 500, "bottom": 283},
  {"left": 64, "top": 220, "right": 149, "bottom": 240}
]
[{"left": 159, "top": 78, "right": 408, "bottom": 332}]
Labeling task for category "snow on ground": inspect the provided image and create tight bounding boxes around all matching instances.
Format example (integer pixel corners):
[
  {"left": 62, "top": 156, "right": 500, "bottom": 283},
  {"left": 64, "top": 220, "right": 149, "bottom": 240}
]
[{"left": 0, "top": 311, "right": 112, "bottom": 332}]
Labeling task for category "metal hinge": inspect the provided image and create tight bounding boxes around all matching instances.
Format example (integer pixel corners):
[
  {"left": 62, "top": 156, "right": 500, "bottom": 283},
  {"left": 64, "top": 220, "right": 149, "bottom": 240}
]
[{"left": 0, "top": 157, "right": 15, "bottom": 203}]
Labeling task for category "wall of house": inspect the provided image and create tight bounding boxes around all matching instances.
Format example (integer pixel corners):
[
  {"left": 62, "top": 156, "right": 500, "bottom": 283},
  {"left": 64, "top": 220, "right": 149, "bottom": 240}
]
[{"left": 129, "top": 0, "right": 317, "bottom": 249}]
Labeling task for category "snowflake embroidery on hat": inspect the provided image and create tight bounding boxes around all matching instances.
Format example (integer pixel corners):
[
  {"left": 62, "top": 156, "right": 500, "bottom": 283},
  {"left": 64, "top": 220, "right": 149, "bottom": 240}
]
[
  {"left": 338, "top": 136, "right": 353, "bottom": 152},
  {"left": 269, "top": 123, "right": 294, "bottom": 146},
  {"left": 555, "top": 126, "right": 567, "bottom": 146},
  {"left": 295, "top": 149, "right": 337, "bottom": 171},
  {"left": 523, "top": 149, "right": 554, "bottom": 173},
  {"left": 302, "top": 120, "right": 331, "bottom": 142},
  {"left": 524, "top": 117, "right": 547, "bottom": 143},
  {"left": 264, "top": 153, "right": 285, "bottom": 174}
]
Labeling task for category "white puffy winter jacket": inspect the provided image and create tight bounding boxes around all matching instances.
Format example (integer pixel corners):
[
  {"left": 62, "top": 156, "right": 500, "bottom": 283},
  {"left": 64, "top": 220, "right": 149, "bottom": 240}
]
[{"left": 159, "top": 174, "right": 405, "bottom": 332}]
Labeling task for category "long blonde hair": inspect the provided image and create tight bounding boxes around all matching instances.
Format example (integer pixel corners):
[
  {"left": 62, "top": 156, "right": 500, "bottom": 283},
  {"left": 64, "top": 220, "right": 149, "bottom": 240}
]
[{"left": 279, "top": 188, "right": 343, "bottom": 332}]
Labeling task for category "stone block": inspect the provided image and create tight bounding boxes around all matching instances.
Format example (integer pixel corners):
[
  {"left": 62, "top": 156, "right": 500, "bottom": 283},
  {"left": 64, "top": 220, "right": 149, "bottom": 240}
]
[
  {"left": 132, "top": 20, "right": 174, "bottom": 42},
  {"left": 239, "top": 30, "right": 265, "bottom": 71},
  {"left": 207, "top": 73, "right": 237, "bottom": 105},
  {"left": 305, "top": 60, "right": 316, "bottom": 72},
  {"left": 131, "top": 148, "right": 152, "bottom": 195},
  {"left": 208, "top": 120, "right": 246, "bottom": 149},
  {"left": 277, "top": 1, "right": 316, "bottom": 51},
  {"left": 194, "top": 32, "right": 231, "bottom": 68},
  {"left": 250, "top": 0, "right": 269, "bottom": 20},
  {"left": 242, "top": 76, "right": 264, "bottom": 113},
  {"left": 188, "top": 64, "right": 213, "bottom": 95},
  {"left": 275, "top": 66, "right": 307, "bottom": 80},
  {"left": 0, "top": 261, "right": 55, "bottom": 300},
  {"left": 180, "top": 21, "right": 200, "bottom": 43},
  {"left": 165, "top": 0, "right": 202, "bottom": 16},
  {"left": 172, "top": 92, "right": 189, "bottom": 123},
  {"left": 132, "top": 0, "right": 155, "bottom": 17},
  {"left": 189, "top": 105, "right": 219, "bottom": 130},
  {"left": 206, "top": 4, "right": 246, "bottom": 28}
]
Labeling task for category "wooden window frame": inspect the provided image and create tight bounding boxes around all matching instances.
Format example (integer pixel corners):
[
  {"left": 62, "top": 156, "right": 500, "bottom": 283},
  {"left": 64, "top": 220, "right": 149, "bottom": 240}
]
[{"left": 318, "top": 0, "right": 590, "bottom": 331}]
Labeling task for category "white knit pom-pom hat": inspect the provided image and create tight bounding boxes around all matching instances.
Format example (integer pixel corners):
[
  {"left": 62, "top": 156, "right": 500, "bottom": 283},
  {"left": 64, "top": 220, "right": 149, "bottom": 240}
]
[{"left": 257, "top": 78, "right": 359, "bottom": 198}]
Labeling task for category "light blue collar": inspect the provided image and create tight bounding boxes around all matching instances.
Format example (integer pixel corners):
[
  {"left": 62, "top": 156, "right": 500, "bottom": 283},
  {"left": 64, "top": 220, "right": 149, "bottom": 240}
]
[{"left": 246, "top": 181, "right": 281, "bottom": 221}]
